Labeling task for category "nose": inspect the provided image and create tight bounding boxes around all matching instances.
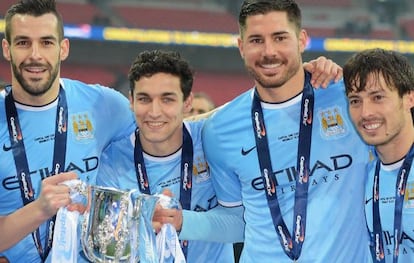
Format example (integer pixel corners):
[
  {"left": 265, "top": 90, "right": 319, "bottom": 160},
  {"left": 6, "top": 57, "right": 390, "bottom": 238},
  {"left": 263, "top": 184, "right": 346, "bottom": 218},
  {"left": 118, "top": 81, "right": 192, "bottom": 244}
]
[
  {"left": 360, "top": 100, "right": 375, "bottom": 118},
  {"left": 149, "top": 99, "right": 162, "bottom": 117},
  {"left": 30, "top": 43, "right": 42, "bottom": 59},
  {"left": 263, "top": 40, "right": 277, "bottom": 57}
]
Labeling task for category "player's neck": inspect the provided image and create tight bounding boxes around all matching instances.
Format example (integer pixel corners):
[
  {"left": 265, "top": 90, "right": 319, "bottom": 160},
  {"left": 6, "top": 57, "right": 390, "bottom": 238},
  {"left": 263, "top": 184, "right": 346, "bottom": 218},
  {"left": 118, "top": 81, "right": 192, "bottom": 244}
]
[
  {"left": 376, "top": 127, "right": 414, "bottom": 164},
  {"left": 11, "top": 82, "right": 60, "bottom": 106},
  {"left": 139, "top": 131, "right": 183, "bottom": 157},
  {"left": 255, "top": 69, "right": 304, "bottom": 103}
]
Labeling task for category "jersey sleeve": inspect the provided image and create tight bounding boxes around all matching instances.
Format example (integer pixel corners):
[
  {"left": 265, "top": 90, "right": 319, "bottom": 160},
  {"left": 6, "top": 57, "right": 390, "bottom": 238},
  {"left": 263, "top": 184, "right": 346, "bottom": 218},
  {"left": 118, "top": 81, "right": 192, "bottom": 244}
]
[
  {"left": 179, "top": 205, "right": 244, "bottom": 243},
  {"left": 98, "top": 85, "right": 136, "bottom": 144},
  {"left": 202, "top": 116, "right": 243, "bottom": 207},
  {"left": 96, "top": 143, "right": 120, "bottom": 188}
]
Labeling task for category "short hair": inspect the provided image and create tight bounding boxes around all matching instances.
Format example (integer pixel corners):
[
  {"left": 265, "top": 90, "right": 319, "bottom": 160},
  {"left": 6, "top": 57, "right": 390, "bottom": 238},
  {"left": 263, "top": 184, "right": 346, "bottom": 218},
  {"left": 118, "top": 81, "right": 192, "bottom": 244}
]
[
  {"left": 238, "top": 0, "right": 302, "bottom": 38},
  {"left": 128, "top": 50, "right": 194, "bottom": 100},
  {"left": 4, "top": 0, "right": 64, "bottom": 43},
  {"left": 343, "top": 48, "right": 414, "bottom": 97}
]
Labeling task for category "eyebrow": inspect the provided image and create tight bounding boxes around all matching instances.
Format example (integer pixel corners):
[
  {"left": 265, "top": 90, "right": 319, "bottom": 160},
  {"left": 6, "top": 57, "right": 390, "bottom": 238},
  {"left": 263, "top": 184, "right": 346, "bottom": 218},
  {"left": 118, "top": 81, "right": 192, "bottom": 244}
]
[
  {"left": 13, "top": 35, "right": 58, "bottom": 42},
  {"left": 135, "top": 92, "right": 178, "bottom": 97}
]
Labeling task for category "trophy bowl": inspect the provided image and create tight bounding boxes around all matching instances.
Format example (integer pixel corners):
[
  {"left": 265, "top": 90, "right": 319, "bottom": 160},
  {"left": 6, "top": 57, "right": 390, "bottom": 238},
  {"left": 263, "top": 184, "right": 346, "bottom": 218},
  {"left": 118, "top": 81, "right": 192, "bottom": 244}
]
[{"left": 81, "top": 186, "right": 138, "bottom": 263}]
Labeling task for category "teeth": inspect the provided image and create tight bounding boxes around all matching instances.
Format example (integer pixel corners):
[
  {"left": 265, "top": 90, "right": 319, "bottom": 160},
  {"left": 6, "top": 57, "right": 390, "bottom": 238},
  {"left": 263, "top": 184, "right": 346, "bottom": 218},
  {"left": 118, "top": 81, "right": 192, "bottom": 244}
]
[
  {"left": 147, "top": 122, "right": 163, "bottom": 128},
  {"left": 364, "top": 123, "right": 380, "bottom": 130},
  {"left": 26, "top": 68, "right": 44, "bottom": 73},
  {"left": 262, "top": 63, "right": 281, "bottom": 69}
]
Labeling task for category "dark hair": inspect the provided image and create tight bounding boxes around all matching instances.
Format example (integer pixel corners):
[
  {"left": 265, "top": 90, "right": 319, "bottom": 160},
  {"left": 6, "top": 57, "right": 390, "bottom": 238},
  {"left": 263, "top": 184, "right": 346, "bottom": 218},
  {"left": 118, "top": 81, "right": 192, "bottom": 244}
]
[
  {"left": 4, "top": 0, "right": 64, "bottom": 43},
  {"left": 128, "top": 50, "right": 194, "bottom": 100},
  {"left": 238, "top": 0, "right": 302, "bottom": 38},
  {"left": 343, "top": 48, "right": 414, "bottom": 98}
]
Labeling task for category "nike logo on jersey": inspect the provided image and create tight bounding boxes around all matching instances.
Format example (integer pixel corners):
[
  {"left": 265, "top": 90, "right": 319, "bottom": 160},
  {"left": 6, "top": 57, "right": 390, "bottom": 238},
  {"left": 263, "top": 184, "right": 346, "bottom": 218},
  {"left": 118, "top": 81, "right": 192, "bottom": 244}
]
[
  {"left": 365, "top": 197, "right": 373, "bottom": 204},
  {"left": 3, "top": 144, "right": 12, "bottom": 152},
  {"left": 241, "top": 146, "right": 256, "bottom": 156}
]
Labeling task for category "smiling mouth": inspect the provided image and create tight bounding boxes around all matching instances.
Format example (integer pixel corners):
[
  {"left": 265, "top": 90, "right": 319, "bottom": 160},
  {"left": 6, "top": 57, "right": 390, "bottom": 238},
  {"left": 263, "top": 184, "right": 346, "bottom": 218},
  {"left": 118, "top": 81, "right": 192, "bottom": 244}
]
[
  {"left": 25, "top": 67, "right": 46, "bottom": 74},
  {"left": 261, "top": 62, "right": 282, "bottom": 69},
  {"left": 146, "top": 121, "right": 165, "bottom": 128}
]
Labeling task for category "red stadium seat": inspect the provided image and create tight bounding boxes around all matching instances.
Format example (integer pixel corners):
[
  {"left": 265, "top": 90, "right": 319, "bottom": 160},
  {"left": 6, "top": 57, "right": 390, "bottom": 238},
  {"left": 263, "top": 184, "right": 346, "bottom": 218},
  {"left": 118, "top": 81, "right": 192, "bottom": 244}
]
[{"left": 110, "top": 4, "right": 238, "bottom": 33}]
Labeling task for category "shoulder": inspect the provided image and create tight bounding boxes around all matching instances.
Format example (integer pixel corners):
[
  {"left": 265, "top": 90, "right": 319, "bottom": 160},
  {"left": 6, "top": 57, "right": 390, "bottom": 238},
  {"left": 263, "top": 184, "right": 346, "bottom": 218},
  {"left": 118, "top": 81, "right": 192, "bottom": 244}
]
[
  {"left": 313, "top": 79, "right": 348, "bottom": 106},
  {"left": 61, "top": 78, "right": 124, "bottom": 98},
  {"left": 61, "top": 78, "right": 129, "bottom": 112},
  {"left": 206, "top": 89, "right": 253, "bottom": 127},
  {"left": 184, "top": 120, "right": 204, "bottom": 148},
  {"left": 104, "top": 132, "right": 135, "bottom": 156}
]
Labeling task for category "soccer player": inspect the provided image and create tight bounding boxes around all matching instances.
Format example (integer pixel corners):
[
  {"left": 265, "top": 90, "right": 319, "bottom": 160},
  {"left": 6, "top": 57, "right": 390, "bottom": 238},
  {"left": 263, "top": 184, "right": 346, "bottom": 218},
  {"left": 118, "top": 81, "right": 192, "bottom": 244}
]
[
  {"left": 344, "top": 48, "right": 414, "bottom": 263},
  {"left": 202, "top": 1, "right": 371, "bottom": 262},
  {"left": 97, "top": 49, "right": 244, "bottom": 262},
  {"left": 0, "top": 1, "right": 135, "bottom": 262}
]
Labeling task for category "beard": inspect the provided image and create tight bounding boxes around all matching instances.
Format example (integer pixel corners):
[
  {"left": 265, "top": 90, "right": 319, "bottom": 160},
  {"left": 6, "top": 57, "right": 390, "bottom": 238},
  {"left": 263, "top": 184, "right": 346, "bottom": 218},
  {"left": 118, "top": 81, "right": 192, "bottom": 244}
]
[
  {"left": 11, "top": 59, "right": 60, "bottom": 97},
  {"left": 246, "top": 56, "right": 302, "bottom": 89}
]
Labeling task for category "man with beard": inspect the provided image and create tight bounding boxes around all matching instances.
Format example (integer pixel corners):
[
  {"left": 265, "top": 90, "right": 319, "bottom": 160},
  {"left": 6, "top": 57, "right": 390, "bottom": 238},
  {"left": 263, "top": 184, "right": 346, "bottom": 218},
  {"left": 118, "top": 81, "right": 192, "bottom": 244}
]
[
  {"left": 344, "top": 48, "right": 414, "bottom": 263},
  {"left": 0, "top": 0, "right": 135, "bottom": 262},
  {"left": 202, "top": 0, "right": 371, "bottom": 262}
]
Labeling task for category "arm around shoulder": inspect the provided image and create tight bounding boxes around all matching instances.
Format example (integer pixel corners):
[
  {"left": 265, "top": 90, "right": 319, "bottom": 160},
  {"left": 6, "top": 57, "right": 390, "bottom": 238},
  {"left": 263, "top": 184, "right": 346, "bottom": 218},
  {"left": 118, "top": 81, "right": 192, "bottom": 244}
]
[{"left": 179, "top": 205, "right": 244, "bottom": 243}]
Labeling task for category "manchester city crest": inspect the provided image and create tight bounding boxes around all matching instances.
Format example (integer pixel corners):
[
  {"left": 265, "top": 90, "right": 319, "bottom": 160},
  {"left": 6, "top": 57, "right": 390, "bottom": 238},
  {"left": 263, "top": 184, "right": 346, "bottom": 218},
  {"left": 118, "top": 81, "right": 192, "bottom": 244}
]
[
  {"left": 71, "top": 112, "right": 95, "bottom": 141},
  {"left": 318, "top": 106, "right": 348, "bottom": 139}
]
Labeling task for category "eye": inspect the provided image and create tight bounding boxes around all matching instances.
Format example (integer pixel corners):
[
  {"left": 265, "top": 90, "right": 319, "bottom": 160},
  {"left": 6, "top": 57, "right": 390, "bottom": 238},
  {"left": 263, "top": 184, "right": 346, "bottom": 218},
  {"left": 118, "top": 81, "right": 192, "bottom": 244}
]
[
  {"left": 15, "top": 40, "right": 29, "bottom": 47},
  {"left": 43, "top": 40, "right": 54, "bottom": 46},
  {"left": 162, "top": 97, "right": 175, "bottom": 103},
  {"left": 249, "top": 38, "right": 263, "bottom": 44},
  {"left": 373, "top": 95, "right": 385, "bottom": 102},
  {"left": 136, "top": 97, "right": 150, "bottom": 103},
  {"left": 274, "top": 36, "right": 286, "bottom": 42},
  {"left": 348, "top": 97, "right": 361, "bottom": 106}
]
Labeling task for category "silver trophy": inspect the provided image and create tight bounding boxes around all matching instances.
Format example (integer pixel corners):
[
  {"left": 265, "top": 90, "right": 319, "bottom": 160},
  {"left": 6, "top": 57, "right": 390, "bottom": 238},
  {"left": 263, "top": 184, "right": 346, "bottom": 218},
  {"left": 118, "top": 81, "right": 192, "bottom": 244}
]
[{"left": 81, "top": 186, "right": 158, "bottom": 263}]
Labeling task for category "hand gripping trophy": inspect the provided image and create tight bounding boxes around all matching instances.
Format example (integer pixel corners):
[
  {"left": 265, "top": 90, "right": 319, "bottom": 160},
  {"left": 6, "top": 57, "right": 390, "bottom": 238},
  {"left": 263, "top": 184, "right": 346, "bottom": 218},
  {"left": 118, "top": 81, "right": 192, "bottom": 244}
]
[{"left": 50, "top": 180, "right": 183, "bottom": 263}]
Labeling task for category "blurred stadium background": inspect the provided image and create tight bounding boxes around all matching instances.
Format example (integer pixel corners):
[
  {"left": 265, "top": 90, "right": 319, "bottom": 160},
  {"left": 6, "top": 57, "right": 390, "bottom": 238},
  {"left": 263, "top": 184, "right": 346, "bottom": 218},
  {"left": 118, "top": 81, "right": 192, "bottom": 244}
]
[{"left": 0, "top": 0, "right": 413, "bottom": 106}]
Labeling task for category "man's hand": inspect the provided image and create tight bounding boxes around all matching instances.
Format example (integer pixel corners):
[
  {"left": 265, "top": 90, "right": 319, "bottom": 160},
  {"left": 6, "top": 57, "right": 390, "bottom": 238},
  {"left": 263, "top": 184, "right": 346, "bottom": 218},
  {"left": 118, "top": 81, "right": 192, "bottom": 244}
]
[
  {"left": 152, "top": 189, "right": 183, "bottom": 233},
  {"left": 36, "top": 172, "right": 78, "bottom": 220},
  {"left": 304, "top": 56, "right": 343, "bottom": 88}
]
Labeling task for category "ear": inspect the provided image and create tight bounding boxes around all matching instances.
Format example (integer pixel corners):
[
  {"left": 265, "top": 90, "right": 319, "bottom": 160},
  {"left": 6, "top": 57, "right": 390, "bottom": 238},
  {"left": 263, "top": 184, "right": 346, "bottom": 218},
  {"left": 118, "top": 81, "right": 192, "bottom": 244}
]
[
  {"left": 60, "top": 38, "right": 70, "bottom": 61},
  {"left": 2, "top": 39, "right": 11, "bottom": 61},
  {"left": 298, "top": 29, "right": 308, "bottom": 53},
  {"left": 237, "top": 37, "right": 244, "bottom": 60},
  {"left": 183, "top": 92, "right": 194, "bottom": 115},
  {"left": 405, "top": 90, "right": 414, "bottom": 111},
  {"left": 128, "top": 92, "right": 134, "bottom": 111}
]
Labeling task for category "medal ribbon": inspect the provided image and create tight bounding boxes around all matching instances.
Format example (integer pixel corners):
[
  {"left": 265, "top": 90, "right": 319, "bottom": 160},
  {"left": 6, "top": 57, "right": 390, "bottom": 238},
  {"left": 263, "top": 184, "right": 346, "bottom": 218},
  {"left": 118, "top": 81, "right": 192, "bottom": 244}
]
[
  {"left": 134, "top": 125, "right": 193, "bottom": 258},
  {"left": 372, "top": 144, "right": 414, "bottom": 263},
  {"left": 5, "top": 87, "right": 68, "bottom": 262},
  {"left": 251, "top": 72, "right": 314, "bottom": 261}
]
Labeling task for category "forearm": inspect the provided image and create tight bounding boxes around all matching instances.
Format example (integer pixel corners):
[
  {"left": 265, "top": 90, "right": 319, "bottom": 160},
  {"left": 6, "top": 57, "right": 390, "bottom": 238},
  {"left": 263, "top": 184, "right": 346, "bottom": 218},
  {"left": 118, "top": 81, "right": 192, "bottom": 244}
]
[
  {"left": 0, "top": 201, "right": 49, "bottom": 251},
  {"left": 179, "top": 205, "right": 244, "bottom": 243}
]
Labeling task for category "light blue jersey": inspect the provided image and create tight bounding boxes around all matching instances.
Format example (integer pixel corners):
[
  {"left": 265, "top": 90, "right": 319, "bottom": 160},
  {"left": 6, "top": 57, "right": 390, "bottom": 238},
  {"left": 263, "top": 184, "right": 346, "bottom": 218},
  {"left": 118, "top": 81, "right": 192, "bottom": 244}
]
[
  {"left": 0, "top": 78, "right": 135, "bottom": 263},
  {"left": 365, "top": 158, "right": 414, "bottom": 262},
  {"left": 203, "top": 79, "right": 372, "bottom": 263},
  {"left": 97, "top": 120, "right": 236, "bottom": 263}
]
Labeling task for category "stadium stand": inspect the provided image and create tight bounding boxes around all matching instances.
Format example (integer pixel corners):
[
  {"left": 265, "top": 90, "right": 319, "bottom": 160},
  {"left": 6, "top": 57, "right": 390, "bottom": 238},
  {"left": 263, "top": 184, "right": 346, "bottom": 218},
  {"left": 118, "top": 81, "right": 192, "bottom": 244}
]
[
  {"left": 0, "top": 0, "right": 19, "bottom": 16},
  {"left": 109, "top": 3, "right": 238, "bottom": 33},
  {"left": 56, "top": 1, "right": 103, "bottom": 25},
  {"left": 400, "top": 17, "right": 414, "bottom": 40}
]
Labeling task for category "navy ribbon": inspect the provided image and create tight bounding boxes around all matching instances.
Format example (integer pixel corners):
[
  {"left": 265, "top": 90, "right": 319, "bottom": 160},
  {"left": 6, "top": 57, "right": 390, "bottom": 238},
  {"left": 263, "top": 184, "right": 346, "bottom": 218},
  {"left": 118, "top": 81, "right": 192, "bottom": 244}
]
[
  {"left": 372, "top": 144, "right": 414, "bottom": 263},
  {"left": 251, "top": 72, "right": 314, "bottom": 261},
  {"left": 134, "top": 125, "right": 193, "bottom": 258},
  {"left": 5, "top": 87, "right": 68, "bottom": 262}
]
